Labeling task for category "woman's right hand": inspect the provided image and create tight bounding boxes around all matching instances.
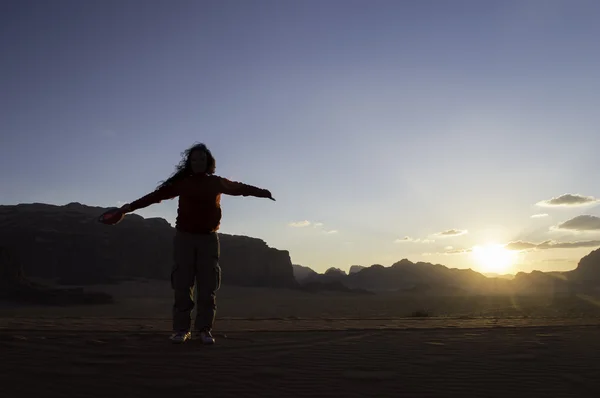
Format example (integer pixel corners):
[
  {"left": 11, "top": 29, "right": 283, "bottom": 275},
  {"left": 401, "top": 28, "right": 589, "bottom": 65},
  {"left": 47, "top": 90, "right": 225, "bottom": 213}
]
[{"left": 261, "top": 189, "right": 275, "bottom": 201}]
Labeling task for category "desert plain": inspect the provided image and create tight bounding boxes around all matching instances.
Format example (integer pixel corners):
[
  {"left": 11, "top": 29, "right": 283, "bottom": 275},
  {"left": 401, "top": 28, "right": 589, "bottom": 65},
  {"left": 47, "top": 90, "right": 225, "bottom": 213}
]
[{"left": 2, "top": 280, "right": 600, "bottom": 398}]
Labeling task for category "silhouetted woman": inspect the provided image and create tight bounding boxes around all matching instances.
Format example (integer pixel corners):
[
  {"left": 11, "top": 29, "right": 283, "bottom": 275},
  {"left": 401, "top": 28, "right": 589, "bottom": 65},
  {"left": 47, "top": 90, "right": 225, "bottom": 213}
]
[{"left": 118, "top": 143, "right": 274, "bottom": 344}]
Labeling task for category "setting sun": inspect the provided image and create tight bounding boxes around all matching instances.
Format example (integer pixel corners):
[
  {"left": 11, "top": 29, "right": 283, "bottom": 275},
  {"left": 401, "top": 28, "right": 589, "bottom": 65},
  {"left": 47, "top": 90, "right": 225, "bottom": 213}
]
[{"left": 471, "top": 244, "right": 517, "bottom": 274}]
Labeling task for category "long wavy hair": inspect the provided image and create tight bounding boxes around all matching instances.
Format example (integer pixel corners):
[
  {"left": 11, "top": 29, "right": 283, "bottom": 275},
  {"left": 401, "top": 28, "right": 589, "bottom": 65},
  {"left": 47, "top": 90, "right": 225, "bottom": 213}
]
[{"left": 157, "top": 142, "right": 216, "bottom": 190}]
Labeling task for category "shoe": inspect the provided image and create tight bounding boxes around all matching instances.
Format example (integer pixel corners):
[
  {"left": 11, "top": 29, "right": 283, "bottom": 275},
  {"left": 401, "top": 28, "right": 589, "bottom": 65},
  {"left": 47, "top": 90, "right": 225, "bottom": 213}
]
[
  {"left": 198, "top": 329, "right": 215, "bottom": 345},
  {"left": 169, "top": 330, "right": 191, "bottom": 344}
]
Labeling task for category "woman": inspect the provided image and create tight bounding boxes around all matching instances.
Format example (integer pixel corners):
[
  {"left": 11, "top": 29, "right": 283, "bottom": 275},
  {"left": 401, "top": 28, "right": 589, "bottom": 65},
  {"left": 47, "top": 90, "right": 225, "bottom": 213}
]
[{"left": 117, "top": 143, "right": 275, "bottom": 344}]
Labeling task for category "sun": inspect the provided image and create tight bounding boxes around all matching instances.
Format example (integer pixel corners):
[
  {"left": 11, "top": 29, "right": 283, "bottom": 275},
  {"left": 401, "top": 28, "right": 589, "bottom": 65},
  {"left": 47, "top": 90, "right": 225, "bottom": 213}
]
[{"left": 471, "top": 243, "right": 517, "bottom": 274}]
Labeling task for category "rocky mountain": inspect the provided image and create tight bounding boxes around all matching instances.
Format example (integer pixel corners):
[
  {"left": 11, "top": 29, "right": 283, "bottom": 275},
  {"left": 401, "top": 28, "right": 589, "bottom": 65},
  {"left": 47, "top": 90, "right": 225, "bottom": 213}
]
[
  {"left": 0, "top": 203, "right": 298, "bottom": 289},
  {"left": 565, "top": 248, "right": 600, "bottom": 286},
  {"left": 344, "top": 259, "right": 496, "bottom": 293},
  {"left": 483, "top": 272, "right": 514, "bottom": 280},
  {"left": 292, "top": 264, "right": 317, "bottom": 283},
  {"left": 295, "top": 253, "right": 600, "bottom": 295},
  {"left": 296, "top": 260, "right": 511, "bottom": 294},
  {"left": 301, "top": 267, "right": 347, "bottom": 284},
  {"left": 291, "top": 265, "right": 372, "bottom": 295},
  {"left": 349, "top": 265, "right": 366, "bottom": 274},
  {"left": 511, "top": 270, "right": 574, "bottom": 294}
]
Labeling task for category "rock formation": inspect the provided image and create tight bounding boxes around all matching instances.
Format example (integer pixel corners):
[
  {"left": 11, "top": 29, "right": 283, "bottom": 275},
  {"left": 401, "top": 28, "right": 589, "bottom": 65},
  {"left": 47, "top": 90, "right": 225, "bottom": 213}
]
[
  {"left": 292, "top": 264, "right": 318, "bottom": 283},
  {"left": 349, "top": 265, "right": 366, "bottom": 274},
  {"left": 0, "top": 202, "right": 297, "bottom": 288},
  {"left": 566, "top": 248, "right": 600, "bottom": 285}
]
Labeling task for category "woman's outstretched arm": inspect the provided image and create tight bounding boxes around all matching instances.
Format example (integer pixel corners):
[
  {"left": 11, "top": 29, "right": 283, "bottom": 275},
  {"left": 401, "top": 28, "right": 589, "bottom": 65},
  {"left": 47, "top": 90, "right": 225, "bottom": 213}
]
[
  {"left": 217, "top": 177, "right": 275, "bottom": 200},
  {"left": 124, "top": 182, "right": 181, "bottom": 212}
]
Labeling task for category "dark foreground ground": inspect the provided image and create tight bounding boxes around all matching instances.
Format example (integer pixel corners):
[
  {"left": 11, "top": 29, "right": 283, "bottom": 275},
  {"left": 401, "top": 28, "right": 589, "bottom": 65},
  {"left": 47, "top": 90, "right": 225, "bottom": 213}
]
[{"left": 2, "top": 317, "right": 600, "bottom": 398}]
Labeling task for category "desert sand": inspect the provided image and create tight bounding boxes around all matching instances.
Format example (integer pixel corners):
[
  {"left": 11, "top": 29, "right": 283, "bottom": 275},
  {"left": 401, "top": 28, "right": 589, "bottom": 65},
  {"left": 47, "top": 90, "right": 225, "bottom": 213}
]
[{"left": 2, "top": 281, "right": 600, "bottom": 397}]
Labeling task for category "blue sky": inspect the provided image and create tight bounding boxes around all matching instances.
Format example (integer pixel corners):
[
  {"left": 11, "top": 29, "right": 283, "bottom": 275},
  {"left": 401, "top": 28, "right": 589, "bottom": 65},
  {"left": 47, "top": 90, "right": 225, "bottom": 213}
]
[{"left": 2, "top": 0, "right": 600, "bottom": 274}]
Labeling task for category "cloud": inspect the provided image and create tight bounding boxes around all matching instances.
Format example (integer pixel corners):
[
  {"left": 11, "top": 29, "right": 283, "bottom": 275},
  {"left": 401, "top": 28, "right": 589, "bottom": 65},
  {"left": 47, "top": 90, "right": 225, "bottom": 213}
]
[
  {"left": 289, "top": 220, "right": 339, "bottom": 234},
  {"left": 289, "top": 220, "right": 311, "bottom": 227},
  {"left": 427, "top": 235, "right": 600, "bottom": 256},
  {"left": 395, "top": 236, "right": 434, "bottom": 244},
  {"left": 505, "top": 239, "right": 600, "bottom": 251},
  {"left": 395, "top": 236, "right": 415, "bottom": 243},
  {"left": 544, "top": 241, "right": 600, "bottom": 249},
  {"left": 445, "top": 248, "right": 472, "bottom": 254},
  {"left": 504, "top": 241, "right": 538, "bottom": 251},
  {"left": 553, "top": 215, "right": 600, "bottom": 232},
  {"left": 433, "top": 229, "right": 468, "bottom": 237},
  {"left": 540, "top": 258, "right": 576, "bottom": 264},
  {"left": 531, "top": 213, "right": 549, "bottom": 218},
  {"left": 405, "top": 229, "right": 467, "bottom": 244},
  {"left": 536, "top": 194, "right": 600, "bottom": 208},
  {"left": 421, "top": 247, "right": 471, "bottom": 256}
]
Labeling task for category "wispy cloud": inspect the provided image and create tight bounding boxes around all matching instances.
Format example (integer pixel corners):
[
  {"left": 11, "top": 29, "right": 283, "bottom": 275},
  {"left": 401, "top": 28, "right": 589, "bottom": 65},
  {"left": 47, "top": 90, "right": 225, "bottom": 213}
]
[
  {"left": 288, "top": 220, "right": 339, "bottom": 234},
  {"left": 395, "top": 236, "right": 434, "bottom": 244},
  {"left": 536, "top": 194, "right": 600, "bottom": 208},
  {"left": 505, "top": 239, "right": 600, "bottom": 251},
  {"left": 289, "top": 220, "right": 311, "bottom": 227},
  {"left": 540, "top": 258, "right": 577, "bottom": 264},
  {"left": 504, "top": 241, "right": 537, "bottom": 251},
  {"left": 552, "top": 215, "right": 600, "bottom": 232},
  {"left": 445, "top": 248, "right": 472, "bottom": 254},
  {"left": 432, "top": 229, "right": 468, "bottom": 237},
  {"left": 531, "top": 213, "right": 549, "bottom": 218},
  {"left": 422, "top": 247, "right": 472, "bottom": 256}
]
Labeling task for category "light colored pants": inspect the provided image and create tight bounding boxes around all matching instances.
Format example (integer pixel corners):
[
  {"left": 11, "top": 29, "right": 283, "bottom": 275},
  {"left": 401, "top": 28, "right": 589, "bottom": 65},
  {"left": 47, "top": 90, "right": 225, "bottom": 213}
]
[{"left": 171, "top": 230, "right": 221, "bottom": 332}]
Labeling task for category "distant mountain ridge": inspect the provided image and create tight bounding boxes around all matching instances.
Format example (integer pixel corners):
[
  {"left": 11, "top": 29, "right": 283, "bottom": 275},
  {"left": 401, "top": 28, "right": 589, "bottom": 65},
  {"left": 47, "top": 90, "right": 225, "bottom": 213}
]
[{"left": 294, "top": 253, "right": 600, "bottom": 295}]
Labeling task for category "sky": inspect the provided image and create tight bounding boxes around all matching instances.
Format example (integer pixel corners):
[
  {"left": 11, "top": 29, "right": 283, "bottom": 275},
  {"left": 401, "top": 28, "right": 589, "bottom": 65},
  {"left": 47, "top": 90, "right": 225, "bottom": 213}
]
[{"left": 2, "top": 0, "right": 600, "bottom": 275}]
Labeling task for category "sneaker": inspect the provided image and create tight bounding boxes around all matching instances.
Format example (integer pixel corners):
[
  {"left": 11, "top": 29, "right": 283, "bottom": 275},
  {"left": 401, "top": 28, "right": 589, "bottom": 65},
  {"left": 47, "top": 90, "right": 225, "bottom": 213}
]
[
  {"left": 198, "top": 329, "right": 215, "bottom": 345},
  {"left": 169, "top": 330, "right": 191, "bottom": 344}
]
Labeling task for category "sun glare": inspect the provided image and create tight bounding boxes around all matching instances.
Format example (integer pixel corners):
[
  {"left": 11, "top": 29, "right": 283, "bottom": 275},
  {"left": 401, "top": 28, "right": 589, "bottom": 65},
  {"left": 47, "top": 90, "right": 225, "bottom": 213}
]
[{"left": 471, "top": 244, "right": 517, "bottom": 274}]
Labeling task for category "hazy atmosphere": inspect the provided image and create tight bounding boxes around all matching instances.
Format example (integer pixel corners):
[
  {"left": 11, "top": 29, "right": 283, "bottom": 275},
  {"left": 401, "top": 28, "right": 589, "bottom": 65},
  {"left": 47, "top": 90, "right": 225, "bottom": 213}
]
[{"left": 3, "top": 0, "right": 600, "bottom": 274}]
